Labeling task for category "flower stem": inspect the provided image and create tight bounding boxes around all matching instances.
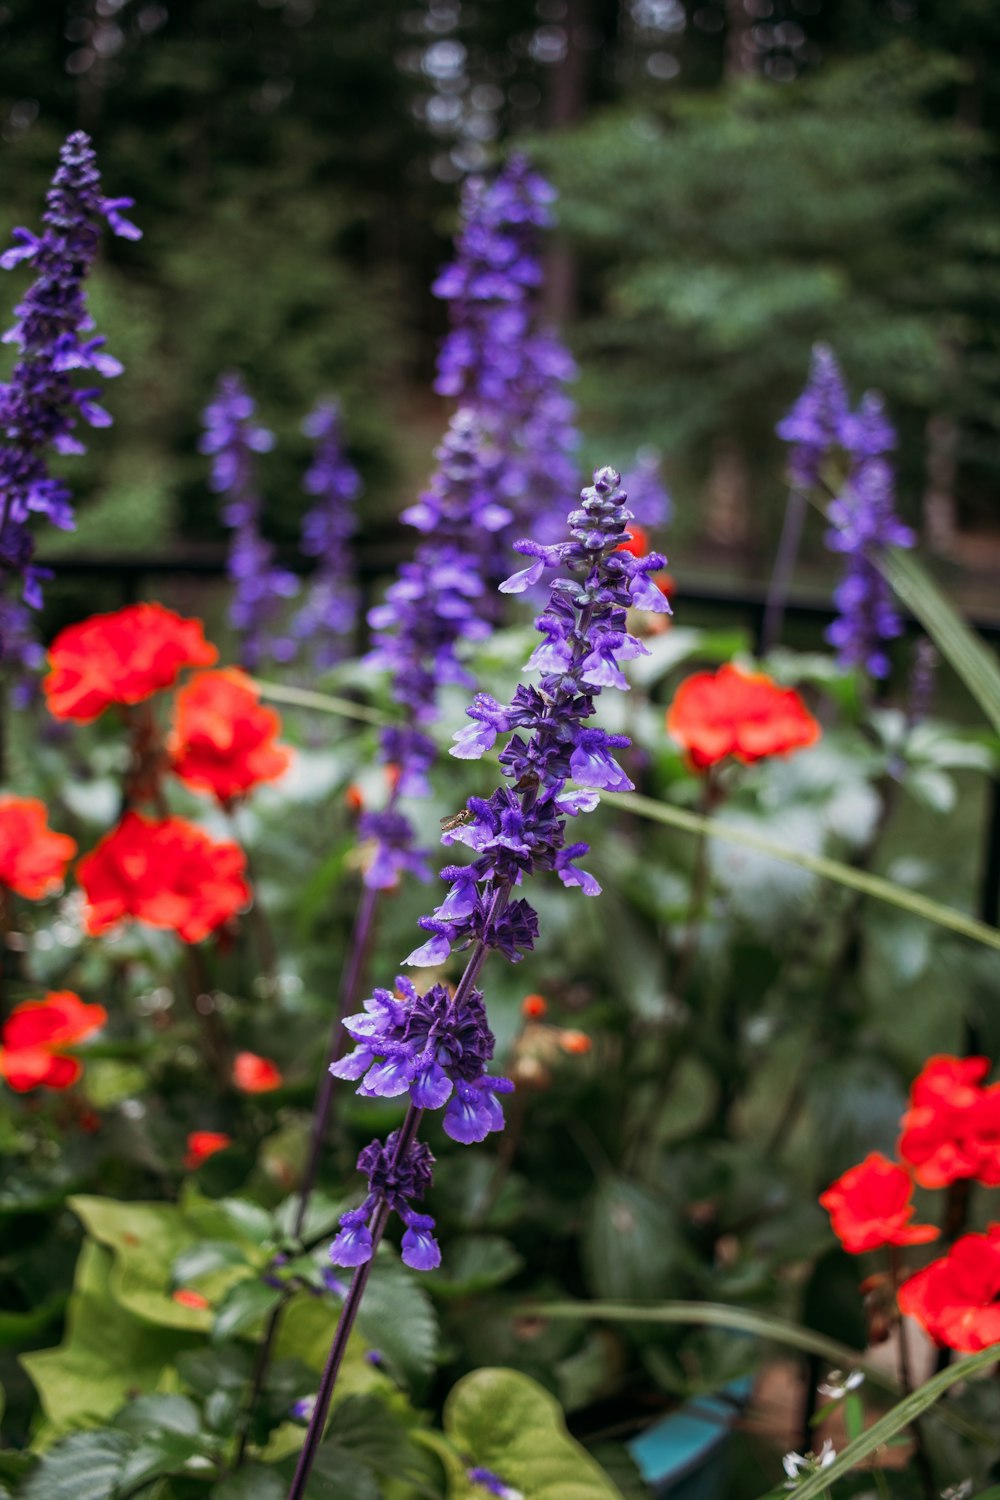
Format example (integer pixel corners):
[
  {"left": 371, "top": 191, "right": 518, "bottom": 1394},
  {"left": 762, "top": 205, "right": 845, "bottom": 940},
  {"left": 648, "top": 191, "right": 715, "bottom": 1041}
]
[
  {"left": 284, "top": 1103, "right": 423, "bottom": 1500},
  {"left": 889, "top": 1246, "right": 936, "bottom": 1500}
]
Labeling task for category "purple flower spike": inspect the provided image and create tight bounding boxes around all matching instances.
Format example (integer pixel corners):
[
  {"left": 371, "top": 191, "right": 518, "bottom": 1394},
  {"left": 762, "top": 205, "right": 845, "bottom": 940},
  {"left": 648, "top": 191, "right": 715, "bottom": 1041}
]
[
  {"left": 200, "top": 371, "right": 299, "bottom": 670},
  {"left": 776, "top": 344, "right": 849, "bottom": 490},
  {"left": 291, "top": 398, "right": 361, "bottom": 669},
  {"left": 329, "top": 1132, "right": 438, "bottom": 1270},
  {"left": 1, "top": 131, "right": 138, "bottom": 677}
]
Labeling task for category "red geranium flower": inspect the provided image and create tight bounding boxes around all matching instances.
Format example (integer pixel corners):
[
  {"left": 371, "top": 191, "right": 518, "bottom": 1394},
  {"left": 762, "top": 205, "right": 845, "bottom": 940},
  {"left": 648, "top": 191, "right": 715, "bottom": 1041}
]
[
  {"left": 0, "top": 991, "right": 107, "bottom": 1092},
  {"left": 183, "top": 1130, "right": 233, "bottom": 1170},
  {"left": 818, "top": 1152, "right": 939, "bottom": 1255},
  {"left": 169, "top": 668, "right": 292, "bottom": 802},
  {"left": 617, "top": 525, "right": 650, "bottom": 559},
  {"left": 0, "top": 796, "right": 77, "bottom": 899},
  {"left": 232, "top": 1051, "right": 283, "bottom": 1093},
  {"left": 666, "top": 663, "right": 820, "bottom": 770},
  {"left": 899, "top": 1055, "right": 1000, "bottom": 1189},
  {"left": 898, "top": 1226, "right": 1000, "bottom": 1352},
  {"left": 78, "top": 811, "right": 249, "bottom": 944},
  {"left": 44, "top": 602, "right": 217, "bottom": 722}
]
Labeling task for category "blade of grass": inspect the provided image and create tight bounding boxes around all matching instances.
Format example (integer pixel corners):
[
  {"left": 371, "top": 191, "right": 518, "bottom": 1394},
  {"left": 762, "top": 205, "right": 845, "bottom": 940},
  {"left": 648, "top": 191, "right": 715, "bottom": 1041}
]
[
  {"left": 535, "top": 1300, "right": 993, "bottom": 1448},
  {"left": 252, "top": 679, "right": 390, "bottom": 726},
  {"left": 878, "top": 547, "right": 1000, "bottom": 738},
  {"left": 614, "top": 789, "right": 1000, "bottom": 953}
]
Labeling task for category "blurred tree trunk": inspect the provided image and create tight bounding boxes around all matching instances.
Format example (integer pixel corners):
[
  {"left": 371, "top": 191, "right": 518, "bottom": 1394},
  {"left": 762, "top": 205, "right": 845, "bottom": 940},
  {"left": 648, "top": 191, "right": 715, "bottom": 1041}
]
[{"left": 542, "top": 0, "right": 591, "bottom": 325}]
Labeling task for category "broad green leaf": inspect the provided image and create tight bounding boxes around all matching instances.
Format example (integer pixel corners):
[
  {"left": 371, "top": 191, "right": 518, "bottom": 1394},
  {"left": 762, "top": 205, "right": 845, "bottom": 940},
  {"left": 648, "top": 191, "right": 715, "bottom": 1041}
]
[
  {"left": 21, "top": 1243, "right": 200, "bottom": 1433},
  {"left": 879, "top": 547, "right": 1000, "bottom": 737},
  {"left": 116, "top": 1431, "right": 209, "bottom": 1493},
  {"left": 324, "top": 1394, "right": 442, "bottom": 1495},
  {"left": 211, "top": 1278, "right": 283, "bottom": 1344},
  {"left": 114, "top": 1394, "right": 203, "bottom": 1437},
  {"left": 172, "top": 1241, "right": 252, "bottom": 1287},
  {"left": 272, "top": 1192, "right": 343, "bottom": 1245},
  {"left": 583, "top": 1178, "right": 690, "bottom": 1302},
  {"left": 771, "top": 1346, "right": 1000, "bottom": 1499},
  {"left": 19, "top": 1429, "right": 131, "bottom": 1500},
  {"left": 177, "top": 1345, "right": 253, "bottom": 1397},
  {"left": 216, "top": 1199, "right": 276, "bottom": 1246},
  {"left": 71, "top": 1195, "right": 260, "bottom": 1329},
  {"left": 443, "top": 1368, "right": 624, "bottom": 1499},
  {"left": 425, "top": 1236, "right": 524, "bottom": 1298},
  {"left": 211, "top": 1467, "right": 285, "bottom": 1500},
  {"left": 288, "top": 1446, "right": 380, "bottom": 1500},
  {"left": 355, "top": 1254, "right": 439, "bottom": 1390},
  {"left": 614, "top": 790, "right": 1000, "bottom": 951}
]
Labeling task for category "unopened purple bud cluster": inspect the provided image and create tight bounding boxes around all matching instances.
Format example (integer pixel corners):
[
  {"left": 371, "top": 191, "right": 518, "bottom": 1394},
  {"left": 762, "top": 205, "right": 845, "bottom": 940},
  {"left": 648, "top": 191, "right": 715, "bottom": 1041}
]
[
  {"left": 291, "top": 398, "right": 361, "bottom": 668},
  {"left": 328, "top": 467, "right": 666, "bottom": 1274},
  {"left": 777, "top": 344, "right": 914, "bottom": 678},
  {"left": 200, "top": 372, "right": 299, "bottom": 670},
  {"left": 0, "top": 131, "right": 139, "bottom": 672}
]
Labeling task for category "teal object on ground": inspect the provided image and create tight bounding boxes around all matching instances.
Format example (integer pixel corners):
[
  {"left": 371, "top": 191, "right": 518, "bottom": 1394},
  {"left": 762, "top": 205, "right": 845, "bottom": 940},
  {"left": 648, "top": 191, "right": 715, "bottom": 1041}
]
[{"left": 627, "top": 1376, "right": 754, "bottom": 1498}]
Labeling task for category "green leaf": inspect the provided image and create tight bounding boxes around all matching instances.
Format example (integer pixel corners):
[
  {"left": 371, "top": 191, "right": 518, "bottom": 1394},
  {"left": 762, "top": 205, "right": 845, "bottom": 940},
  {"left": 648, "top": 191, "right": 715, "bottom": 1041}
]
[
  {"left": 0, "top": 1293, "right": 67, "bottom": 1350},
  {"left": 211, "top": 1467, "right": 285, "bottom": 1500},
  {"left": 355, "top": 1254, "right": 439, "bottom": 1390},
  {"left": 171, "top": 1241, "right": 252, "bottom": 1288},
  {"left": 614, "top": 790, "right": 1000, "bottom": 952},
  {"left": 216, "top": 1200, "right": 276, "bottom": 1246},
  {"left": 878, "top": 547, "right": 1000, "bottom": 737},
  {"left": 211, "top": 1278, "right": 283, "bottom": 1344},
  {"left": 19, "top": 1430, "right": 132, "bottom": 1500},
  {"left": 116, "top": 1431, "right": 209, "bottom": 1494},
  {"left": 767, "top": 1346, "right": 1000, "bottom": 1499},
  {"left": 583, "top": 1178, "right": 690, "bottom": 1302},
  {"left": 21, "top": 1244, "right": 200, "bottom": 1433},
  {"left": 177, "top": 1345, "right": 253, "bottom": 1398},
  {"left": 290, "top": 1447, "right": 380, "bottom": 1500},
  {"left": 425, "top": 1236, "right": 524, "bottom": 1298},
  {"left": 324, "top": 1395, "right": 441, "bottom": 1495},
  {"left": 443, "top": 1368, "right": 624, "bottom": 1498},
  {"left": 272, "top": 1192, "right": 342, "bottom": 1245},
  {"left": 114, "top": 1395, "right": 203, "bottom": 1437}
]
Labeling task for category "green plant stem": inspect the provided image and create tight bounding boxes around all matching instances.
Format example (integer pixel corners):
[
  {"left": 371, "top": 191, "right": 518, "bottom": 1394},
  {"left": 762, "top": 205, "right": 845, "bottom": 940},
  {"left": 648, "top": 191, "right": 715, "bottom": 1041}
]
[{"left": 225, "top": 803, "right": 280, "bottom": 990}]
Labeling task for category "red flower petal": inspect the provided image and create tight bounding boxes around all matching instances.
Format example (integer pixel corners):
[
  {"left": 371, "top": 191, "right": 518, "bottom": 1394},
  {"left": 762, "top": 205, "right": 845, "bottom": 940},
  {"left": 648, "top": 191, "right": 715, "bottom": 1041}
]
[{"left": 0, "top": 796, "right": 77, "bottom": 899}]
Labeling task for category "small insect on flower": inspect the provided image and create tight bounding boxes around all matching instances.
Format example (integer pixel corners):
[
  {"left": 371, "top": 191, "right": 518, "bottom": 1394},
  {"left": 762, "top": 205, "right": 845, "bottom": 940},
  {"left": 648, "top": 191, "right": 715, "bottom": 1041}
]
[
  {"left": 782, "top": 1440, "right": 835, "bottom": 1488},
  {"left": 440, "top": 808, "right": 475, "bottom": 832},
  {"left": 817, "top": 1368, "right": 864, "bottom": 1400}
]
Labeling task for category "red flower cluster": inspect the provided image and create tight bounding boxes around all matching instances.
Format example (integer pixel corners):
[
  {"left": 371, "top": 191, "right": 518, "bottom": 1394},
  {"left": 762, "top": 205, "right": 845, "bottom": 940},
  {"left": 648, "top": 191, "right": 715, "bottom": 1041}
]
[
  {"left": 820, "top": 1054, "right": 1000, "bottom": 1354},
  {"left": 78, "top": 811, "right": 249, "bottom": 944},
  {"left": 0, "top": 992, "right": 107, "bottom": 1092},
  {"left": 232, "top": 1051, "right": 283, "bottom": 1093},
  {"left": 183, "top": 1130, "right": 233, "bottom": 1170},
  {"left": 45, "top": 602, "right": 216, "bottom": 722},
  {"left": 819, "top": 1152, "right": 938, "bottom": 1255},
  {"left": 667, "top": 664, "right": 820, "bottom": 771},
  {"left": 170, "top": 668, "right": 292, "bottom": 802},
  {"left": 0, "top": 796, "right": 77, "bottom": 899},
  {"left": 898, "top": 1227, "right": 1000, "bottom": 1353},
  {"left": 899, "top": 1055, "right": 1000, "bottom": 1188}
]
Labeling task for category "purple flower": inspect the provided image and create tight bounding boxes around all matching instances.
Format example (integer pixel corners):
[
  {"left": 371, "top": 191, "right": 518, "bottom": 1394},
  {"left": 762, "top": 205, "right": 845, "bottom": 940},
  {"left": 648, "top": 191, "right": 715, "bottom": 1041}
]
[
  {"left": 200, "top": 372, "right": 299, "bottom": 669},
  {"left": 329, "top": 1132, "right": 440, "bottom": 1272},
  {"left": 0, "top": 131, "right": 138, "bottom": 675},
  {"left": 467, "top": 1468, "right": 523, "bottom": 1500},
  {"left": 291, "top": 399, "right": 361, "bottom": 668},
  {"left": 776, "top": 344, "right": 849, "bottom": 490},
  {"left": 357, "top": 808, "right": 432, "bottom": 893},
  {"left": 433, "top": 155, "right": 580, "bottom": 549},
  {"left": 622, "top": 448, "right": 671, "bottom": 529},
  {"left": 290, "top": 1395, "right": 317, "bottom": 1423}
]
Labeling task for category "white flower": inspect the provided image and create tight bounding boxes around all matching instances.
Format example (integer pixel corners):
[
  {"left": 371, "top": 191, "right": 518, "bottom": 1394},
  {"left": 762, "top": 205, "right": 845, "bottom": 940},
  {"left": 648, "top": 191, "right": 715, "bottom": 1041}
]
[
  {"left": 783, "top": 1441, "right": 836, "bottom": 1488},
  {"left": 818, "top": 1368, "right": 865, "bottom": 1400}
]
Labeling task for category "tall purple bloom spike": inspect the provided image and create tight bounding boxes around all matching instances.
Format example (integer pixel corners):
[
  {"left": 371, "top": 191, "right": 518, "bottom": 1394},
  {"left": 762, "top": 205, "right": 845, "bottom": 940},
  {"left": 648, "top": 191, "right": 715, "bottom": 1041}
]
[
  {"left": 433, "top": 153, "right": 580, "bottom": 549},
  {"left": 291, "top": 398, "right": 361, "bottom": 669},
  {"left": 0, "top": 131, "right": 139, "bottom": 674},
  {"left": 327, "top": 467, "right": 668, "bottom": 1272},
  {"left": 200, "top": 372, "right": 299, "bottom": 670},
  {"left": 779, "top": 350, "right": 914, "bottom": 679}
]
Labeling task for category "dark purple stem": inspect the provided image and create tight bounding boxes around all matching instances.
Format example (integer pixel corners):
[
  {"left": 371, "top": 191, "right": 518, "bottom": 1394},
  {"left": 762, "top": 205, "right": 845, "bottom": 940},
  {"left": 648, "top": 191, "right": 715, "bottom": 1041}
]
[
  {"left": 284, "top": 1104, "right": 422, "bottom": 1500},
  {"left": 285, "top": 884, "right": 512, "bottom": 1500}
]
